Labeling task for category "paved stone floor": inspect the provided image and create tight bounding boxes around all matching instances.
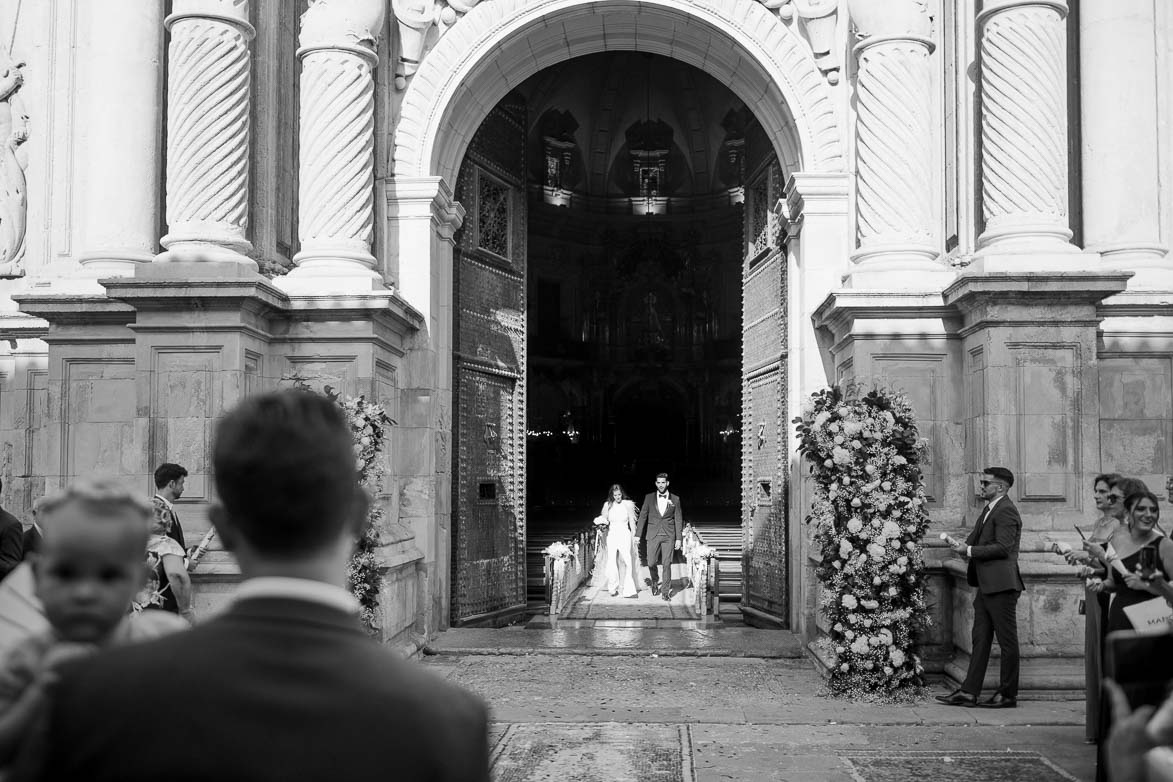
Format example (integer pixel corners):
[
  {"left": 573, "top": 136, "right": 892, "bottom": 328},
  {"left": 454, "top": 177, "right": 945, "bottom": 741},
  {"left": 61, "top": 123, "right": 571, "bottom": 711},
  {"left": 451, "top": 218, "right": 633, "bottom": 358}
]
[{"left": 423, "top": 631, "right": 1095, "bottom": 781}]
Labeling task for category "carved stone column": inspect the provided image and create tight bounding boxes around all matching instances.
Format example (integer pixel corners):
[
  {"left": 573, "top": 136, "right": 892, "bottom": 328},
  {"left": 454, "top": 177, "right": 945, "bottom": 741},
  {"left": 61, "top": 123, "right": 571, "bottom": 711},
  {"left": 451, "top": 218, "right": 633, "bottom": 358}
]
[
  {"left": 156, "top": 0, "right": 254, "bottom": 267},
  {"left": 846, "top": 0, "right": 943, "bottom": 286},
  {"left": 976, "top": 0, "right": 1076, "bottom": 255},
  {"left": 1080, "top": 0, "right": 1170, "bottom": 286},
  {"left": 280, "top": 0, "right": 385, "bottom": 292},
  {"left": 74, "top": 1, "right": 165, "bottom": 277}
]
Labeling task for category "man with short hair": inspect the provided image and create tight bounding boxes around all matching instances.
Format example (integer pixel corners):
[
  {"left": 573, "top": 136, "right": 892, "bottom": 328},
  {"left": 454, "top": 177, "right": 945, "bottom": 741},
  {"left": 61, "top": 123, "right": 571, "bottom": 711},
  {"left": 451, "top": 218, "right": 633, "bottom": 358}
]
[
  {"left": 937, "top": 466, "right": 1025, "bottom": 709},
  {"left": 636, "top": 472, "right": 683, "bottom": 601},
  {"left": 0, "top": 479, "right": 23, "bottom": 581},
  {"left": 152, "top": 463, "right": 187, "bottom": 550},
  {"left": 39, "top": 390, "right": 490, "bottom": 781}
]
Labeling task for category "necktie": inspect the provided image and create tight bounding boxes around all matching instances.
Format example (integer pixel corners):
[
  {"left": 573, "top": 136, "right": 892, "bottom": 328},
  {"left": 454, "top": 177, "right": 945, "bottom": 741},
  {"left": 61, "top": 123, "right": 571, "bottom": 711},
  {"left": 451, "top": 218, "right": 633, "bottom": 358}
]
[{"left": 973, "top": 504, "right": 991, "bottom": 539}]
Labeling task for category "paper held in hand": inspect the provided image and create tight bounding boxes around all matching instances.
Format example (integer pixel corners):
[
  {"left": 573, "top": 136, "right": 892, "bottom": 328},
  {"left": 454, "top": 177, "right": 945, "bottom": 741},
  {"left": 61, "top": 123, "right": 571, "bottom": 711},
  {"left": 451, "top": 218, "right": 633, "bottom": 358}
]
[{"left": 1122, "top": 595, "right": 1173, "bottom": 635}]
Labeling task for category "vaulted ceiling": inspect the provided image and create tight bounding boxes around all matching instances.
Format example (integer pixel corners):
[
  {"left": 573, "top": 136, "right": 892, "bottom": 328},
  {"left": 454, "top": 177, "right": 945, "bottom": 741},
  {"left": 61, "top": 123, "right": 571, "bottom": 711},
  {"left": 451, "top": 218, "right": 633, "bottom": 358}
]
[{"left": 517, "top": 52, "right": 753, "bottom": 197}]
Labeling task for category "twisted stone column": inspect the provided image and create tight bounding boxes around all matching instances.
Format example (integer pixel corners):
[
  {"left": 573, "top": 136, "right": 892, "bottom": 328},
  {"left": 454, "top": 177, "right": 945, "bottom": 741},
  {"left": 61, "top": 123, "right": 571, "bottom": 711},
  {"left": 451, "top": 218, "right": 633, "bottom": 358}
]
[
  {"left": 846, "top": 0, "right": 942, "bottom": 283},
  {"left": 976, "top": 0, "right": 1074, "bottom": 252},
  {"left": 283, "top": 0, "right": 385, "bottom": 290},
  {"left": 157, "top": 0, "right": 255, "bottom": 266}
]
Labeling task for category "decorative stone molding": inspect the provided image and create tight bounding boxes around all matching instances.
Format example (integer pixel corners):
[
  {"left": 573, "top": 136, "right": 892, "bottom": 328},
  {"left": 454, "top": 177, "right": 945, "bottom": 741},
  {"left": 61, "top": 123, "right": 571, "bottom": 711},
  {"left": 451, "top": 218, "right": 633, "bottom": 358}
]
[
  {"left": 0, "top": 54, "right": 28, "bottom": 278},
  {"left": 282, "top": 0, "right": 385, "bottom": 291},
  {"left": 157, "top": 0, "right": 255, "bottom": 267},
  {"left": 976, "top": 0, "right": 1074, "bottom": 252},
  {"left": 391, "top": 0, "right": 487, "bottom": 90},
  {"left": 769, "top": 0, "right": 842, "bottom": 84},
  {"left": 847, "top": 0, "right": 939, "bottom": 277},
  {"left": 393, "top": 0, "right": 844, "bottom": 182}
]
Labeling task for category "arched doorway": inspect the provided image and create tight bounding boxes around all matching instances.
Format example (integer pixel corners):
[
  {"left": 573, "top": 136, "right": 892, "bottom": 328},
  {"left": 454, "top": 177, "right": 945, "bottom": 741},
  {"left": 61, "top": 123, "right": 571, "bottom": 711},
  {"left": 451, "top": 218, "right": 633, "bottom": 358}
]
[{"left": 385, "top": 0, "right": 850, "bottom": 632}]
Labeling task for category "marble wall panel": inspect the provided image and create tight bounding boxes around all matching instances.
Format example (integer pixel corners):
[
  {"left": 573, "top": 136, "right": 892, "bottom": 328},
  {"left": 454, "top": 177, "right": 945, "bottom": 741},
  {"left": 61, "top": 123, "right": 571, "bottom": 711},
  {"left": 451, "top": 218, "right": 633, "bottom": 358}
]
[
  {"left": 1098, "top": 356, "right": 1172, "bottom": 492},
  {"left": 151, "top": 349, "right": 222, "bottom": 501},
  {"left": 1009, "top": 344, "right": 1079, "bottom": 505},
  {"left": 63, "top": 360, "right": 136, "bottom": 482},
  {"left": 872, "top": 354, "right": 947, "bottom": 504}
]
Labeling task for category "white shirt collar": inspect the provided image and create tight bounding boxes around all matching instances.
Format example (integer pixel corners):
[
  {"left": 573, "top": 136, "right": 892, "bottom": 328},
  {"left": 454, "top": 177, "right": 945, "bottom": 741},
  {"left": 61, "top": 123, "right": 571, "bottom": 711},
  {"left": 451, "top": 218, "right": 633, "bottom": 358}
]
[
  {"left": 231, "top": 577, "right": 360, "bottom": 615},
  {"left": 153, "top": 493, "right": 174, "bottom": 510},
  {"left": 985, "top": 494, "right": 1004, "bottom": 511}
]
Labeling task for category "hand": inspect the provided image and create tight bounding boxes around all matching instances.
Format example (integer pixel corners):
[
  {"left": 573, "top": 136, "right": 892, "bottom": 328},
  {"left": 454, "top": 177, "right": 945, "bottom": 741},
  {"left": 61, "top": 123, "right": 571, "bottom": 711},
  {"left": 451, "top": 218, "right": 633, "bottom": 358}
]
[
  {"left": 1083, "top": 541, "right": 1107, "bottom": 561},
  {"left": 1123, "top": 571, "right": 1148, "bottom": 591},
  {"left": 1088, "top": 578, "right": 1105, "bottom": 593},
  {"left": 674, "top": 540, "right": 681, "bottom": 550},
  {"left": 1063, "top": 549, "right": 1090, "bottom": 566},
  {"left": 1105, "top": 678, "right": 1158, "bottom": 782},
  {"left": 1077, "top": 565, "right": 1097, "bottom": 578},
  {"left": 950, "top": 542, "right": 967, "bottom": 556}
]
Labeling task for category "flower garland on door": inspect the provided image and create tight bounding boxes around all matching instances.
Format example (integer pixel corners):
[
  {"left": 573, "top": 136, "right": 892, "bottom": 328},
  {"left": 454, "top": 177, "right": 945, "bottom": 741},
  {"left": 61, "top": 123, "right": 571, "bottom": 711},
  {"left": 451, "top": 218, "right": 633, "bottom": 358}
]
[{"left": 794, "top": 384, "right": 931, "bottom": 699}]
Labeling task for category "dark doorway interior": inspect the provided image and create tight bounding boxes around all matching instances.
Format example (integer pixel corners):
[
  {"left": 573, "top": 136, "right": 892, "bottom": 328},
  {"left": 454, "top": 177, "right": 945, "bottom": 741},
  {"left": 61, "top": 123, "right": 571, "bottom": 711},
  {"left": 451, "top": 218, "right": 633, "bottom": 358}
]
[{"left": 520, "top": 53, "right": 749, "bottom": 602}]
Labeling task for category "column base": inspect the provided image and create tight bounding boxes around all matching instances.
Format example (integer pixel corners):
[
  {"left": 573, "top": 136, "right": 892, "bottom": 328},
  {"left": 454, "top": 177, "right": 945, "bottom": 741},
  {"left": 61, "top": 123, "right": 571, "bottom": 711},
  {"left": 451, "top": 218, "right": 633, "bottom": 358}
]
[
  {"left": 1094, "top": 244, "right": 1173, "bottom": 291},
  {"left": 156, "top": 242, "right": 257, "bottom": 269},
  {"left": 970, "top": 248, "right": 1101, "bottom": 275},
  {"left": 76, "top": 249, "right": 155, "bottom": 279},
  {"left": 279, "top": 249, "right": 386, "bottom": 294}
]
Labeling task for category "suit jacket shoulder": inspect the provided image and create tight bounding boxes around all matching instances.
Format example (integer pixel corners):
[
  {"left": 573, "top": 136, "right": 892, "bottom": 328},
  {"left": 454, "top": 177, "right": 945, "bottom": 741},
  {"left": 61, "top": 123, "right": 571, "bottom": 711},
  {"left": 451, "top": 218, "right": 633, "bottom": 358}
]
[{"left": 42, "top": 600, "right": 490, "bottom": 782}]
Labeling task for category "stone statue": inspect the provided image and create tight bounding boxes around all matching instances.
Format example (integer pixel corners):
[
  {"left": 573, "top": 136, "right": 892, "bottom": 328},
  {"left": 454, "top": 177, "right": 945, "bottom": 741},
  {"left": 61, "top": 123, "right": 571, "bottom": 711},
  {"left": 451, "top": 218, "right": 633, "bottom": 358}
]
[
  {"left": 848, "top": 0, "right": 932, "bottom": 39},
  {"left": 391, "top": 0, "right": 486, "bottom": 89},
  {"left": 0, "top": 54, "right": 28, "bottom": 278}
]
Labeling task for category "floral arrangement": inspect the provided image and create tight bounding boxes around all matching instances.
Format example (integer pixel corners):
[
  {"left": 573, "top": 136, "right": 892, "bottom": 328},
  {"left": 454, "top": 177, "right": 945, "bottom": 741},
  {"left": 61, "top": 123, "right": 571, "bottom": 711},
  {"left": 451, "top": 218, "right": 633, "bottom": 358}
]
[
  {"left": 543, "top": 541, "right": 574, "bottom": 559},
  {"left": 793, "top": 384, "right": 931, "bottom": 699}
]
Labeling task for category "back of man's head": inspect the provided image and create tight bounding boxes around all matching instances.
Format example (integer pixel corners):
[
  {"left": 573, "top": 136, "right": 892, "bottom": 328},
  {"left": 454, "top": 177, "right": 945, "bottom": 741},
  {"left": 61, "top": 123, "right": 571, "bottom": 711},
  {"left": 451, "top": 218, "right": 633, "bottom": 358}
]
[{"left": 213, "top": 390, "right": 358, "bottom": 557}]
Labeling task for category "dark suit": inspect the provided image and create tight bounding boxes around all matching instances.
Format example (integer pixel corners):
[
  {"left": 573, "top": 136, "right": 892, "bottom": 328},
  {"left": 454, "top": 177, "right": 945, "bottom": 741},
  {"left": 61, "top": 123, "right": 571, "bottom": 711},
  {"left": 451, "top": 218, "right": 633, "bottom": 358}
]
[
  {"left": 20, "top": 524, "right": 40, "bottom": 560},
  {"left": 0, "top": 508, "right": 22, "bottom": 581},
  {"left": 34, "top": 597, "right": 491, "bottom": 781},
  {"left": 636, "top": 492, "right": 683, "bottom": 593},
  {"left": 961, "top": 495, "right": 1025, "bottom": 698},
  {"left": 151, "top": 497, "right": 186, "bottom": 613}
]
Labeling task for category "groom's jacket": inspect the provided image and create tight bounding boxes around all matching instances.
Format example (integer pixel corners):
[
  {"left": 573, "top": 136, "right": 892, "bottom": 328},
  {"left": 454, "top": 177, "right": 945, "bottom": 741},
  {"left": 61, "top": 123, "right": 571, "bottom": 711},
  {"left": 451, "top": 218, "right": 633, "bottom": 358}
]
[
  {"left": 965, "top": 496, "right": 1025, "bottom": 594},
  {"left": 636, "top": 492, "right": 683, "bottom": 543}
]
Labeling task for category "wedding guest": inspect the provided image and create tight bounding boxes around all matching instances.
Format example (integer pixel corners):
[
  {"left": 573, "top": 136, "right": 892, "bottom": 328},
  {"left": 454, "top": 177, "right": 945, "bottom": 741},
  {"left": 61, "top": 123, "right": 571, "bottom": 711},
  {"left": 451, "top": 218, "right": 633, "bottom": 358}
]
[
  {"left": 145, "top": 501, "right": 194, "bottom": 623},
  {"left": 37, "top": 390, "right": 490, "bottom": 781},
  {"left": 1102, "top": 491, "right": 1173, "bottom": 634},
  {"left": 0, "top": 479, "right": 185, "bottom": 775},
  {"left": 0, "top": 479, "right": 22, "bottom": 581},
  {"left": 151, "top": 463, "right": 187, "bottom": 550},
  {"left": 1063, "top": 473, "right": 1121, "bottom": 742},
  {"left": 19, "top": 496, "right": 45, "bottom": 561}
]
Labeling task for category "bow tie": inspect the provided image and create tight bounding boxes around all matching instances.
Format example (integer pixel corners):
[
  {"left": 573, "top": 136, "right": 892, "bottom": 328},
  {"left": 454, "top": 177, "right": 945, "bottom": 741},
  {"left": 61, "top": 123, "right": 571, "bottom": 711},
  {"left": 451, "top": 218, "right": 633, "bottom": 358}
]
[{"left": 658, "top": 493, "right": 668, "bottom": 499}]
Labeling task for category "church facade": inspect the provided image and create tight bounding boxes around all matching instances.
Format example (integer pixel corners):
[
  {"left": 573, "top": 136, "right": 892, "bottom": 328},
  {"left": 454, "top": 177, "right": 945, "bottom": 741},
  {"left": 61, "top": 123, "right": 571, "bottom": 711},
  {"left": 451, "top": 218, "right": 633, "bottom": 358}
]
[{"left": 1, "top": 0, "right": 1170, "bottom": 684}]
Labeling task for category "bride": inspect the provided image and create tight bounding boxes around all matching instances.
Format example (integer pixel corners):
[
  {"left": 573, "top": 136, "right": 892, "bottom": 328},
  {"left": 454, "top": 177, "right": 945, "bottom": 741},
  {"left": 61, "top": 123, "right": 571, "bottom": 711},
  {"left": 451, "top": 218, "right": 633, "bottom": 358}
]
[{"left": 600, "top": 483, "right": 640, "bottom": 598}]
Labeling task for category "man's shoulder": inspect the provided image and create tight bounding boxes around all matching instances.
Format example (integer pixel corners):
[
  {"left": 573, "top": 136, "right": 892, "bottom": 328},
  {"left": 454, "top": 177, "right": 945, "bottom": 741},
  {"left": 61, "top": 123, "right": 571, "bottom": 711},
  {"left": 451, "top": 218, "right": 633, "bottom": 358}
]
[{"left": 0, "top": 508, "right": 21, "bottom": 529}]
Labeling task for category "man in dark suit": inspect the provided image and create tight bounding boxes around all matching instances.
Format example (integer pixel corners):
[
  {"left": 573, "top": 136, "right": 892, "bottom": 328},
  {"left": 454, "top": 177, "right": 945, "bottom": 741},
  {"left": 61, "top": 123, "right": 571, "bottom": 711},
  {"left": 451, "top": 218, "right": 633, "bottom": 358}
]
[
  {"left": 34, "top": 391, "right": 490, "bottom": 781},
  {"left": 19, "top": 497, "right": 42, "bottom": 560},
  {"left": 937, "top": 466, "right": 1025, "bottom": 709},
  {"left": 636, "top": 472, "right": 683, "bottom": 601},
  {"left": 0, "top": 479, "right": 23, "bottom": 581}
]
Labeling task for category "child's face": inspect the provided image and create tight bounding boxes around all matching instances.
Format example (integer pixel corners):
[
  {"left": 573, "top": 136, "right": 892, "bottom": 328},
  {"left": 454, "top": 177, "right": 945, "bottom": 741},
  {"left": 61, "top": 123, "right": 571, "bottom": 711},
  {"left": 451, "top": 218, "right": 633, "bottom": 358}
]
[{"left": 35, "top": 502, "right": 147, "bottom": 643}]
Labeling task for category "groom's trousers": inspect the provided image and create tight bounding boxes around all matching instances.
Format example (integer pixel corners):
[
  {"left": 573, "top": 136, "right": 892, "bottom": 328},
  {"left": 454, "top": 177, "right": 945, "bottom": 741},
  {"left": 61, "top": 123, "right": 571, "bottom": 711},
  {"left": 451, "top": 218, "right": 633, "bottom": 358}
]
[{"left": 647, "top": 538, "right": 674, "bottom": 593}]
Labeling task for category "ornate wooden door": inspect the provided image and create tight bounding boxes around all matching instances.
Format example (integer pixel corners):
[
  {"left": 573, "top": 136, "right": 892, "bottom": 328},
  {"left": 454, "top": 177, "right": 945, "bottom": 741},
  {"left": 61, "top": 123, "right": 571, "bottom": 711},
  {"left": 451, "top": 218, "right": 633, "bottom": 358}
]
[
  {"left": 741, "top": 159, "right": 790, "bottom": 627},
  {"left": 451, "top": 93, "right": 528, "bottom": 626}
]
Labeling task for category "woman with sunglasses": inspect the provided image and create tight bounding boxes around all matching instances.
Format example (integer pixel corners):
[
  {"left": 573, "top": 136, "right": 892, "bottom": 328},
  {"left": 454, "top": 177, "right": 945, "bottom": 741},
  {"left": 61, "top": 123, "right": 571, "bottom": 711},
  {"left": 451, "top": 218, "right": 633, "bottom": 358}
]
[{"left": 1062, "top": 473, "right": 1119, "bottom": 742}]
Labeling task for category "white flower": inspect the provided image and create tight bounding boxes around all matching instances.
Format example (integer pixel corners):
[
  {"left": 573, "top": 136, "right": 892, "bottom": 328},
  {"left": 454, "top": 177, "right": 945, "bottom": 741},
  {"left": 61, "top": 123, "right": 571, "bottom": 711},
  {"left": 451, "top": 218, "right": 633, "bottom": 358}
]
[
  {"left": 842, "top": 475, "right": 851, "bottom": 486},
  {"left": 892, "top": 455, "right": 907, "bottom": 465},
  {"left": 864, "top": 464, "right": 877, "bottom": 476},
  {"left": 881, "top": 481, "right": 892, "bottom": 491},
  {"left": 841, "top": 594, "right": 859, "bottom": 610},
  {"left": 851, "top": 636, "right": 870, "bottom": 655},
  {"left": 839, "top": 540, "right": 854, "bottom": 559},
  {"left": 873, "top": 576, "right": 882, "bottom": 586},
  {"left": 905, "top": 541, "right": 916, "bottom": 550},
  {"left": 878, "top": 628, "right": 894, "bottom": 646},
  {"left": 867, "top": 543, "right": 886, "bottom": 558},
  {"left": 883, "top": 666, "right": 894, "bottom": 676},
  {"left": 833, "top": 447, "right": 852, "bottom": 465},
  {"left": 814, "top": 411, "right": 831, "bottom": 428},
  {"left": 897, "top": 556, "right": 908, "bottom": 566},
  {"left": 851, "top": 498, "right": 863, "bottom": 509},
  {"left": 840, "top": 663, "right": 850, "bottom": 672},
  {"left": 833, "top": 622, "right": 844, "bottom": 632},
  {"left": 837, "top": 407, "right": 850, "bottom": 418},
  {"left": 834, "top": 434, "right": 846, "bottom": 445},
  {"left": 888, "top": 586, "right": 898, "bottom": 596},
  {"left": 846, "top": 518, "right": 864, "bottom": 534},
  {"left": 851, "top": 440, "right": 863, "bottom": 449},
  {"left": 860, "top": 599, "right": 879, "bottom": 610},
  {"left": 890, "top": 649, "right": 906, "bottom": 667},
  {"left": 881, "top": 521, "right": 902, "bottom": 540},
  {"left": 836, "top": 646, "right": 846, "bottom": 654},
  {"left": 845, "top": 629, "right": 856, "bottom": 639}
]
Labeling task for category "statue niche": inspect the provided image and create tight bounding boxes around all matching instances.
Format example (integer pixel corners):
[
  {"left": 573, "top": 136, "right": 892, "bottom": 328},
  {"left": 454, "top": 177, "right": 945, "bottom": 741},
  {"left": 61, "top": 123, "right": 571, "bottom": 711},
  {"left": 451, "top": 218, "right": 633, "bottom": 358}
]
[{"left": 0, "top": 54, "right": 28, "bottom": 278}]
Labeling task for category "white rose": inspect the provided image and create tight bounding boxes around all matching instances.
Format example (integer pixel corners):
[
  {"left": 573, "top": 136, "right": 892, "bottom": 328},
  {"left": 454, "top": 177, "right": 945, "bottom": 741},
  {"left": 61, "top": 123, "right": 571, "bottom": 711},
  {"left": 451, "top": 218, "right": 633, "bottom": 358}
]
[
  {"left": 840, "top": 663, "right": 850, "bottom": 672},
  {"left": 841, "top": 594, "right": 859, "bottom": 610}
]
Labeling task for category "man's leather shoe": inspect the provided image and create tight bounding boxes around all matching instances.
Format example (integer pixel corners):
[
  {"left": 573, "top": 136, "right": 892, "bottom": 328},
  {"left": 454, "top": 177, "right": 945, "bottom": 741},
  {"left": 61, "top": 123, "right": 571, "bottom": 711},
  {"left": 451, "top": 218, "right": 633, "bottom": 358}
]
[
  {"left": 978, "top": 693, "right": 1017, "bottom": 709},
  {"left": 661, "top": 591, "right": 671, "bottom": 601},
  {"left": 649, "top": 582, "right": 660, "bottom": 594},
  {"left": 934, "top": 689, "right": 977, "bottom": 707}
]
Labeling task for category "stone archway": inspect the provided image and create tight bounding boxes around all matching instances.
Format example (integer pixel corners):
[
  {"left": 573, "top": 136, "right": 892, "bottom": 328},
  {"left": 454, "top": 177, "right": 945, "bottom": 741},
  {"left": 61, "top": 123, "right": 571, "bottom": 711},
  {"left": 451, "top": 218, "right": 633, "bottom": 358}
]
[
  {"left": 384, "top": 0, "right": 852, "bottom": 631},
  {"left": 392, "top": 0, "right": 844, "bottom": 183}
]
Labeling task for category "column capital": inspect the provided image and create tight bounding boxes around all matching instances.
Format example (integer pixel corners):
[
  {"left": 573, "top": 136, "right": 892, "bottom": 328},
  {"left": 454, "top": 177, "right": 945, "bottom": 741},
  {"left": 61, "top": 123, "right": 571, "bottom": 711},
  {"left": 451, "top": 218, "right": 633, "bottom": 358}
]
[
  {"left": 387, "top": 176, "right": 466, "bottom": 241},
  {"left": 299, "top": 0, "right": 385, "bottom": 61},
  {"left": 848, "top": 0, "right": 933, "bottom": 39},
  {"left": 785, "top": 172, "right": 850, "bottom": 217}
]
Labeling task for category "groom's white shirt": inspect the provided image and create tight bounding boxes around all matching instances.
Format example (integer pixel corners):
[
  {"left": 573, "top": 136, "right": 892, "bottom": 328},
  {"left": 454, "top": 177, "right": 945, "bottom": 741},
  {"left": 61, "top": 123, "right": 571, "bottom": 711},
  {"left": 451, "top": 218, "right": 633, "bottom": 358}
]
[{"left": 657, "top": 493, "right": 669, "bottom": 515}]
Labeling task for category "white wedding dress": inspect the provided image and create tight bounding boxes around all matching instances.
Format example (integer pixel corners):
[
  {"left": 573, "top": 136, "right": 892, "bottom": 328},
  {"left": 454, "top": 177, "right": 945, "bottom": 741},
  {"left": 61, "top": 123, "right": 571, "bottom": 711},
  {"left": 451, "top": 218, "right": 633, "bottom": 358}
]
[{"left": 602, "top": 499, "right": 640, "bottom": 597}]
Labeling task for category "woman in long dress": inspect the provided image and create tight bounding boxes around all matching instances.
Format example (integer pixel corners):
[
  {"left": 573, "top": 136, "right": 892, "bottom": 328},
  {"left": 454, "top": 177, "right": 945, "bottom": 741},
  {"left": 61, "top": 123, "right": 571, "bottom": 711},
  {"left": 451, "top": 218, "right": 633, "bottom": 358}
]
[{"left": 601, "top": 484, "right": 640, "bottom": 598}]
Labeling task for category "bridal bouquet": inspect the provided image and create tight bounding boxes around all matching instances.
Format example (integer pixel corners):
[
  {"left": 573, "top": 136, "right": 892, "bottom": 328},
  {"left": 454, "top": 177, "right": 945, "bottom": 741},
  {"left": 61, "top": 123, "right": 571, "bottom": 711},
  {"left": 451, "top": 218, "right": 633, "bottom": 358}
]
[{"left": 794, "top": 384, "right": 931, "bottom": 699}]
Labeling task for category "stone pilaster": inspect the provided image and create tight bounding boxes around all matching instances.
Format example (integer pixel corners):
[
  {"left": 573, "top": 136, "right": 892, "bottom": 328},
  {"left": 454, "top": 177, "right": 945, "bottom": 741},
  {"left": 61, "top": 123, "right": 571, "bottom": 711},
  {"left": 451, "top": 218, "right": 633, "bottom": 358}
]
[
  {"left": 975, "top": 0, "right": 1077, "bottom": 258},
  {"left": 74, "top": 0, "right": 164, "bottom": 277},
  {"left": 157, "top": 0, "right": 255, "bottom": 267},
  {"left": 1080, "top": 0, "right": 1171, "bottom": 288},
  {"left": 846, "top": 0, "right": 943, "bottom": 287},
  {"left": 279, "top": 0, "right": 386, "bottom": 292}
]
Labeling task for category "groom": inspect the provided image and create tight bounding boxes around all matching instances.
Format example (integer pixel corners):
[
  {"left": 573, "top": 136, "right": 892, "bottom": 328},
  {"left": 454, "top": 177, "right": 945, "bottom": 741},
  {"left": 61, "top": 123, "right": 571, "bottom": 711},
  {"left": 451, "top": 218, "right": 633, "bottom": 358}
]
[{"left": 636, "top": 472, "right": 683, "bottom": 601}]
